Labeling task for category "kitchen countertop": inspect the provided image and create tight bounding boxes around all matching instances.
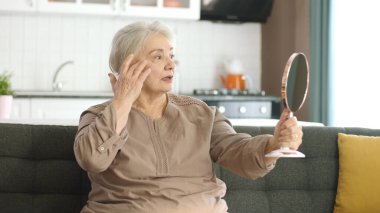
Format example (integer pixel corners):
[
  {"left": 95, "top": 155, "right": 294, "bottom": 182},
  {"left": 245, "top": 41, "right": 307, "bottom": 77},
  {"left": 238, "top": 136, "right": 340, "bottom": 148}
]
[
  {"left": 9, "top": 91, "right": 316, "bottom": 126},
  {"left": 14, "top": 91, "right": 280, "bottom": 102},
  {"left": 190, "top": 95, "right": 280, "bottom": 102},
  {"left": 15, "top": 90, "right": 114, "bottom": 99}
]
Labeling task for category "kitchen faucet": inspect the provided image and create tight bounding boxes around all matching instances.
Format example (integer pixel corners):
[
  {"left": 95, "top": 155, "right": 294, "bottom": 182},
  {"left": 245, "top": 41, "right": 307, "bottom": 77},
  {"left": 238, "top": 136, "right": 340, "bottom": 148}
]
[{"left": 52, "top": 60, "right": 74, "bottom": 91}]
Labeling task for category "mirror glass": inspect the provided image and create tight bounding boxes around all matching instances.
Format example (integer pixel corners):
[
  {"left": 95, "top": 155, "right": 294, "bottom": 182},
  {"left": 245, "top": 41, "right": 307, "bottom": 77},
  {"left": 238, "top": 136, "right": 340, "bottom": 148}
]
[{"left": 282, "top": 53, "right": 309, "bottom": 113}]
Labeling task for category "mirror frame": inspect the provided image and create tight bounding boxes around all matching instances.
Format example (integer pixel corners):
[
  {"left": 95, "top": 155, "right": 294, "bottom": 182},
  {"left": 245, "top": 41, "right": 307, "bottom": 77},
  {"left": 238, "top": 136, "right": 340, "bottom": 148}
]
[{"left": 281, "top": 52, "right": 310, "bottom": 113}]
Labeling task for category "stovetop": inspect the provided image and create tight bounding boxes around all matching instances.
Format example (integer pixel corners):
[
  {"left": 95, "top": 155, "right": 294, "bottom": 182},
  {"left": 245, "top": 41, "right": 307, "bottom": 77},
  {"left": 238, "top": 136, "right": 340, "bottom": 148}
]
[{"left": 193, "top": 89, "right": 266, "bottom": 96}]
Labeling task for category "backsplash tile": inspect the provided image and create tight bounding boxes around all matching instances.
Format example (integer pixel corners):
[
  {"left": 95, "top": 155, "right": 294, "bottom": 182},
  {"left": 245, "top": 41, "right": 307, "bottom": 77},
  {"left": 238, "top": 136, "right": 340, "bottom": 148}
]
[{"left": 0, "top": 14, "right": 261, "bottom": 94}]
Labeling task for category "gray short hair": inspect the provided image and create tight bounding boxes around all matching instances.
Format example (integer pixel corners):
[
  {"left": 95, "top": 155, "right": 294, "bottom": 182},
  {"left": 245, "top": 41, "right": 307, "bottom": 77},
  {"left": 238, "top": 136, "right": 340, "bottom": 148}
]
[{"left": 109, "top": 21, "right": 174, "bottom": 73}]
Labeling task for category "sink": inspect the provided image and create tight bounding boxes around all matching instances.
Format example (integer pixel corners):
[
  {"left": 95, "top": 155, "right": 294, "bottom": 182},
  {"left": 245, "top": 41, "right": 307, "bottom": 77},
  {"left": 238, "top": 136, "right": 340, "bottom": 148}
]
[{"left": 14, "top": 90, "right": 113, "bottom": 98}]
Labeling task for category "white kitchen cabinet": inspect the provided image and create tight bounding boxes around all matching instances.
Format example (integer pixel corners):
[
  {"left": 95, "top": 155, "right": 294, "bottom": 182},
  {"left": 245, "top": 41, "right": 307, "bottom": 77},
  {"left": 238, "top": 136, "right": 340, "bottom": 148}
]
[
  {"left": 34, "top": 0, "right": 200, "bottom": 19},
  {"left": 11, "top": 98, "right": 31, "bottom": 120},
  {"left": 122, "top": 0, "right": 200, "bottom": 20},
  {"left": 37, "top": 0, "right": 119, "bottom": 15},
  {"left": 0, "top": 0, "right": 37, "bottom": 12},
  {"left": 30, "top": 98, "right": 108, "bottom": 120},
  {"left": 10, "top": 97, "right": 108, "bottom": 124}
]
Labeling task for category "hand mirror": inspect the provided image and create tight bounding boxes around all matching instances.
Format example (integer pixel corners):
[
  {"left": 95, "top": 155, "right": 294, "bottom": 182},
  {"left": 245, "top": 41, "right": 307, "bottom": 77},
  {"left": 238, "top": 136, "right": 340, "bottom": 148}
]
[{"left": 265, "top": 52, "right": 310, "bottom": 158}]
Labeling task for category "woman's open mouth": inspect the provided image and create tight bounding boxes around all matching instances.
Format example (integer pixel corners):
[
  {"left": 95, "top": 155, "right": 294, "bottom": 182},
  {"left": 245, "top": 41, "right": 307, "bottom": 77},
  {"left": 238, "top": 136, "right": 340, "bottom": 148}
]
[{"left": 162, "top": 75, "right": 173, "bottom": 82}]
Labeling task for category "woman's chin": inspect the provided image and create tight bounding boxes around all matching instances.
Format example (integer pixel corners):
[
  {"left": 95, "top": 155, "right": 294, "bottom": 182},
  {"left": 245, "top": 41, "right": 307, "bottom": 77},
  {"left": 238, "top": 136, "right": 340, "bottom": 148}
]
[
  {"left": 156, "top": 86, "right": 172, "bottom": 94},
  {"left": 162, "top": 84, "right": 173, "bottom": 92},
  {"left": 165, "top": 86, "right": 173, "bottom": 93}
]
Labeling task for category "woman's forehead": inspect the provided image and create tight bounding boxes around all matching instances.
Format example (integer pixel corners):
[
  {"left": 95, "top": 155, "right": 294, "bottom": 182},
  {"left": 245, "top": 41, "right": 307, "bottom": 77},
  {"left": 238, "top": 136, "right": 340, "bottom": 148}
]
[{"left": 144, "top": 33, "right": 173, "bottom": 52}]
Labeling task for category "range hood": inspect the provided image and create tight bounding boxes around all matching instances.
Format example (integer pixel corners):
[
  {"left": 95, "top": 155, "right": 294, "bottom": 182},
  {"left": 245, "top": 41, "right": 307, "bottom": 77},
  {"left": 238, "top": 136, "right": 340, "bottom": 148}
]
[{"left": 200, "top": 0, "right": 273, "bottom": 23}]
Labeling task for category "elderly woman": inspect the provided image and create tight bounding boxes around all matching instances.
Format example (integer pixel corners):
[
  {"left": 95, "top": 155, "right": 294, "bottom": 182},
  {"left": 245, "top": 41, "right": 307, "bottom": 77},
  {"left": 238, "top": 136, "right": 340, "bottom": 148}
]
[{"left": 74, "top": 21, "right": 303, "bottom": 213}]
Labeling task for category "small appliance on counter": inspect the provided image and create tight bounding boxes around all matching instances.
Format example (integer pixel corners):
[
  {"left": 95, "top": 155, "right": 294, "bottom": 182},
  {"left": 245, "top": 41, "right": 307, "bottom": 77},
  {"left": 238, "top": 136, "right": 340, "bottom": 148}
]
[
  {"left": 219, "top": 58, "right": 260, "bottom": 95},
  {"left": 220, "top": 59, "right": 246, "bottom": 91}
]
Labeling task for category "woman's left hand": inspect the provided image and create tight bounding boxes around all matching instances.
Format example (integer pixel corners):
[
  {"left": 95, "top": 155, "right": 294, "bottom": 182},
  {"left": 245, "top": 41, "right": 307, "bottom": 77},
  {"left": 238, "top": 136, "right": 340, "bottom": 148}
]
[{"left": 266, "top": 109, "right": 303, "bottom": 154}]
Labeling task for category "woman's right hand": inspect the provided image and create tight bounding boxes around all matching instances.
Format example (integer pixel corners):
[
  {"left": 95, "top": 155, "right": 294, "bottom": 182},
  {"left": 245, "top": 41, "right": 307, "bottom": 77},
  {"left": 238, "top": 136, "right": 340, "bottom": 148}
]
[
  {"left": 108, "top": 54, "right": 151, "bottom": 133},
  {"left": 109, "top": 54, "right": 151, "bottom": 106}
]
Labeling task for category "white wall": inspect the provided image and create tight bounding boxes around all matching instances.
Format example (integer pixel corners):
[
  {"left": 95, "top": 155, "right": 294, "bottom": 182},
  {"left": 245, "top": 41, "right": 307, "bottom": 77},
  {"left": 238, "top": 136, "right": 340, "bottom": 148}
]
[{"left": 0, "top": 13, "right": 261, "bottom": 94}]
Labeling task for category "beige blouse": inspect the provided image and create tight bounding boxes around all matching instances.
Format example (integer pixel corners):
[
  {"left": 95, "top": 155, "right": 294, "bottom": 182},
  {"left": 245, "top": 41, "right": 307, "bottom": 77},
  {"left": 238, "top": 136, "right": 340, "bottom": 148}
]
[{"left": 74, "top": 94, "right": 274, "bottom": 213}]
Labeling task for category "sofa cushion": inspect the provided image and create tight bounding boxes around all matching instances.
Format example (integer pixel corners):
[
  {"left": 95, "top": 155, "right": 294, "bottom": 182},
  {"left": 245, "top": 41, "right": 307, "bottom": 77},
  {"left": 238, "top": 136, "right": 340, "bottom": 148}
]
[
  {"left": 0, "top": 124, "right": 90, "bottom": 213},
  {"left": 334, "top": 133, "right": 380, "bottom": 213}
]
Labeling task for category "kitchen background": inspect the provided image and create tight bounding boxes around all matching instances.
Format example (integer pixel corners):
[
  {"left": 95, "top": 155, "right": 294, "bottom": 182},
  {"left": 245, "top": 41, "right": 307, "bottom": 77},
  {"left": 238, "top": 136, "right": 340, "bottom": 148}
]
[
  {"left": 2, "top": 0, "right": 378, "bottom": 127},
  {"left": 1, "top": 0, "right": 320, "bottom": 126},
  {"left": 0, "top": 14, "right": 261, "bottom": 94}
]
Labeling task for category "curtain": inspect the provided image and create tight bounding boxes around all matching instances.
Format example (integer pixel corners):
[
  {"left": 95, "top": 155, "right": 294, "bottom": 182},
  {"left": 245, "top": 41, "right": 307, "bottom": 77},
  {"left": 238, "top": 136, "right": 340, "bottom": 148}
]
[{"left": 309, "top": 0, "right": 330, "bottom": 124}]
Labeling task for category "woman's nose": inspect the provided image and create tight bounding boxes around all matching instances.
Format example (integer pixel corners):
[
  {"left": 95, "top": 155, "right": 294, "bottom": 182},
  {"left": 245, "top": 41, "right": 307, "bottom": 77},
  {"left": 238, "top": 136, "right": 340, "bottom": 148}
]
[{"left": 165, "top": 57, "right": 176, "bottom": 71}]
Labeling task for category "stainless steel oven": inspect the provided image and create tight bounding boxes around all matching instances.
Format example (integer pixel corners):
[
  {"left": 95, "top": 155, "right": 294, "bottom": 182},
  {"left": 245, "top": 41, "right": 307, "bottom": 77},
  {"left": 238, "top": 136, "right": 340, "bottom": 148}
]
[{"left": 191, "top": 89, "right": 280, "bottom": 119}]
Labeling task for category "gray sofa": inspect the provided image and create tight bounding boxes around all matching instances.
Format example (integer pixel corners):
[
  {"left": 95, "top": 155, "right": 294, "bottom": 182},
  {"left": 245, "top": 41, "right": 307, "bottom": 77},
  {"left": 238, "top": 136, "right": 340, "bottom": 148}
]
[{"left": 1, "top": 123, "right": 379, "bottom": 213}]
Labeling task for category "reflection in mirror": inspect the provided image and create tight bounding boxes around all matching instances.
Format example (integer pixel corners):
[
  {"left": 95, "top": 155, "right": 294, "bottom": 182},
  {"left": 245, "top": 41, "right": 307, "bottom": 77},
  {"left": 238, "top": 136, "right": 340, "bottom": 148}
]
[{"left": 265, "top": 52, "right": 309, "bottom": 158}]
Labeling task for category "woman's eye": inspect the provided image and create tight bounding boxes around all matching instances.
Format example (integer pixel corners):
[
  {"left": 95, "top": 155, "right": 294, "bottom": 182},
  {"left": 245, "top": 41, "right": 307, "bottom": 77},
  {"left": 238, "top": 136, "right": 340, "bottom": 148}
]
[
  {"left": 170, "top": 54, "right": 175, "bottom": 59},
  {"left": 154, "top": 55, "right": 162, "bottom": 60}
]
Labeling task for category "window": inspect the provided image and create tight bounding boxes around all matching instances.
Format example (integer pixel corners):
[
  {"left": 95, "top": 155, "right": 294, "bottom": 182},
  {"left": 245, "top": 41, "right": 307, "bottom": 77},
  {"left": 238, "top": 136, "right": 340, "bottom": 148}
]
[{"left": 329, "top": 0, "right": 380, "bottom": 128}]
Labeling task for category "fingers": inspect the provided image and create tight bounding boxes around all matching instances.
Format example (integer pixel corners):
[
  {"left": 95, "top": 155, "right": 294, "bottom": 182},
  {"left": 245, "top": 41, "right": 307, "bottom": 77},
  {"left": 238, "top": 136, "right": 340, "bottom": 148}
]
[
  {"left": 138, "top": 67, "right": 151, "bottom": 83},
  {"left": 274, "top": 109, "right": 291, "bottom": 136},
  {"left": 131, "top": 60, "right": 149, "bottom": 80},
  {"left": 119, "top": 54, "right": 135, "bottom": 78},
  {"left": 281, "top": 108, "right": 291, "bottom": 119},
  {"left": 280, "top": 116, "right": 299, "bottom": 130},
  {"left": 119, "top": 58, "right": 149, "bottom": 83},
  {"left": 278, "top": 117, "right": 303, "bottom": 149},
  {"left": 277, "top": 108, "right": 290, "bottom": 125},
  {"left": 111, "top": 54, "right": 151, "bottom": 104}
]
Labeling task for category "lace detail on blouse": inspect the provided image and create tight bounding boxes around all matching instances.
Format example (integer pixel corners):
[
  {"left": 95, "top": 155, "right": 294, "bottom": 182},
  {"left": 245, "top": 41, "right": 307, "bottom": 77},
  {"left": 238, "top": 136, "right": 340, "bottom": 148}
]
[{"left": 168, "top": 93, "right": 208, "bottom": 107}]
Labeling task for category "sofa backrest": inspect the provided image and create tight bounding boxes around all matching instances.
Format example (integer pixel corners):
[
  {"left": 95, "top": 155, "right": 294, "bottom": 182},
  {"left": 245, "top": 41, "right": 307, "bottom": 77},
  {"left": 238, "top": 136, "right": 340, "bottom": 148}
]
[
  {"left": 0, "top": 124, "right": 89, "bottom": 213},
  {"left": 1, "top": 123, "right": 380, "bottom": 213}
]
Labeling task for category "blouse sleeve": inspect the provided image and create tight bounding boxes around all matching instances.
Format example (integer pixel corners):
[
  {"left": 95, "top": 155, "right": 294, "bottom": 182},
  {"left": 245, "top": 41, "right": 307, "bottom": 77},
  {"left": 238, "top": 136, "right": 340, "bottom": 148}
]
[
  {"left": 74, "top": 102, "right": 128, "bottom": 173},
  {"left": 209, "top": 108, "right": 275, "bottom": 180}
]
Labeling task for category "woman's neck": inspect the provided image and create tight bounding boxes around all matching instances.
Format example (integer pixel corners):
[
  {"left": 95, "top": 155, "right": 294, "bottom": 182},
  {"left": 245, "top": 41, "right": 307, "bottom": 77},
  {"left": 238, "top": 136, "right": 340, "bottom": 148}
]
[{"left": 133, "top": 91, "right": 168, "bottom": 119}]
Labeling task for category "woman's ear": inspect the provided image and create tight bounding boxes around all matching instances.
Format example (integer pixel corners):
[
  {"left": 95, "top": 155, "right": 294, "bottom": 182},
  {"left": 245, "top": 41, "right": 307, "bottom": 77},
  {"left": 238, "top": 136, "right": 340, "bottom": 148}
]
[
  {"left": 112, "top": 72, "right": 119, "bottom": 80},
  {"left": 108, "top": 73, "right": 117, "bottom": 94}
]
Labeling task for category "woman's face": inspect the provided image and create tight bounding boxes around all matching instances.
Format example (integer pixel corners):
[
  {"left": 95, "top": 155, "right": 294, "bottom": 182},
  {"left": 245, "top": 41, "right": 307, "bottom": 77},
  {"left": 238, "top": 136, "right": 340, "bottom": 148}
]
[{"left": 138, "top": 33, "right": 176, "bottom": 94}]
